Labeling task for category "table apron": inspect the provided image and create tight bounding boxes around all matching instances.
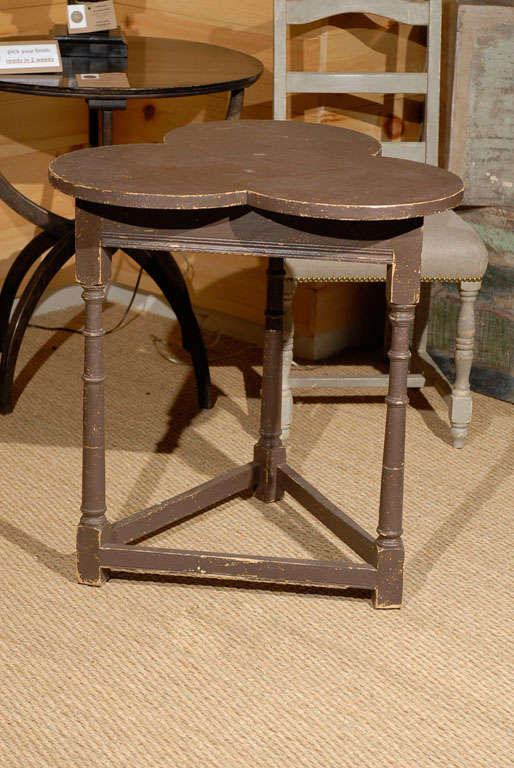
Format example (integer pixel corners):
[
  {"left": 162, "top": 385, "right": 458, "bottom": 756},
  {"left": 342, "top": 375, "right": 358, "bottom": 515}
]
[{"left": 101, "top": 230, "right": 396, "bottom": 263}]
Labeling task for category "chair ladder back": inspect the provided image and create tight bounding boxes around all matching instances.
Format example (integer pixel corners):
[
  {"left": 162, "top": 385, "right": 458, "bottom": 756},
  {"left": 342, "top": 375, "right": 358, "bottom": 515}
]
[
  {"left": 273, "top": 0, "right": 442, "bottom": 164},
  {"left": 274, "top": 0, "right": 288, "bottom": 120},
  {"left": 424, "top": 0, "right": 442, "bottom": 165}
]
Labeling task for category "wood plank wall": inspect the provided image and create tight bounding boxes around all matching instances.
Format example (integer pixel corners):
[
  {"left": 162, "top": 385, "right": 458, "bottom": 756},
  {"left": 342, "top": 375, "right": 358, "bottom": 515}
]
[{"left": 0, "top": 1, "right": 459, "bottom": 344}]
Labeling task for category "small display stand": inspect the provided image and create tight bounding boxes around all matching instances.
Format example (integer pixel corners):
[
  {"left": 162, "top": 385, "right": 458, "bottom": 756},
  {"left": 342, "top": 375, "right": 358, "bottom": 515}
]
[{"left": 53, "top": 24, "right": 128, "bottom": 60}]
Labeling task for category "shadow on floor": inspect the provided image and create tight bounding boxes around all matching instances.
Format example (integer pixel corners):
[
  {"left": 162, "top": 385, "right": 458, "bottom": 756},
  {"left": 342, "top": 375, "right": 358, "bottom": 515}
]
[
  {"left": 408, "top": 437, "right": 514, "bottom": 596},
  {"left": 0, "top": 516, "right": 76, "bottom": 583}
]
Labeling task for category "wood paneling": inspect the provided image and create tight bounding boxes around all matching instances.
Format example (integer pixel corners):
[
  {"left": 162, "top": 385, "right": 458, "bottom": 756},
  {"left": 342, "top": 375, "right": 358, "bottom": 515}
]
[{"left": 0, "top": 1, "right": 458, "bottom": 341}]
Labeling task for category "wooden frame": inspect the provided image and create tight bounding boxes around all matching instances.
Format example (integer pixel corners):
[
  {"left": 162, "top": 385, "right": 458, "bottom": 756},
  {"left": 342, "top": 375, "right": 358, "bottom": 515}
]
[
  {"left": 74, "top": 204, "right": 424, "bottom": 609},
  {"left": 448, "top": 4, "right": 514, "bottom": 206},
  {"left": 272, "top": 0, "right": 486, "bottom": 451}
]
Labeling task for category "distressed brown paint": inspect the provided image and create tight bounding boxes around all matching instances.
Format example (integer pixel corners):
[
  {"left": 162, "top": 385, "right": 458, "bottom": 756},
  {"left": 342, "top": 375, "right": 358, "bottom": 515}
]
[
  {"left": 49, "top": 120, "right": 463, "bottom": 608},
  {"left": 254, "top": 258, "right": 287, "bottom": 503}
]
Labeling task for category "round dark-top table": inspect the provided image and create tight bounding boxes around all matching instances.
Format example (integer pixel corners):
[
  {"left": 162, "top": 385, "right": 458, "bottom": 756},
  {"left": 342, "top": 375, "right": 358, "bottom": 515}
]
[
  {"left": 0, "top": 36, "right": 263, "bottom": 414},
  {"left": 0, "top": 36, "right": 263, "bottom": 143},
  {"left": 0, "top": 36, "right": 263, "bottom": 97}
]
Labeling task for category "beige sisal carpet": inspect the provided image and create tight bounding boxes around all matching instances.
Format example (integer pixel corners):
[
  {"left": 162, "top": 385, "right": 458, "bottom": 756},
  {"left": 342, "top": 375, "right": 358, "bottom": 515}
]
[{"left": 0, "top": 305, "right": 512, "bottom": 768}]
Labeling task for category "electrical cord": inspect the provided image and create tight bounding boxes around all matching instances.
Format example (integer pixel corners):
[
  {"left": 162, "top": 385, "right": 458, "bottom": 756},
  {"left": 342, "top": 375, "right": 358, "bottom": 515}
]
[
  {"left": 27, "top": 253, "right": 257, "bottom": 367},
  {"left": 27, "top": 267, "right": 144, "bottom": 335},
  {"left": 152, "top": 325, "right": 258, "bottom": 367}
]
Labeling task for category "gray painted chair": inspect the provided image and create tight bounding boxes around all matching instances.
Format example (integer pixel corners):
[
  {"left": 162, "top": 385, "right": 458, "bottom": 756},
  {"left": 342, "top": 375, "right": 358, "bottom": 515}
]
[{"left": 275, "top": 0, "right": 488, "bottom": 447}]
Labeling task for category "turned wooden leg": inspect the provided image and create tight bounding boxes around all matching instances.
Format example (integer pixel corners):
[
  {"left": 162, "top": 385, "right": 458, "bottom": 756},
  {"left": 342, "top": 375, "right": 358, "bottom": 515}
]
[
  {"left": 374, "top": 303, "right": 415, "bottom": 609},
  {"left": 450, "top": 280, "right": 480, "bottom": 449},
  {"left": 254, "top": 258, "right": 287, "bottom": 503},
  {"left": 280, "top": 276, "right": 296, "bottom": 443},
  {"left": 412, "top": 282, "right": 431, "bottom": 356},
  {"left": 77, "top": 283, "right": 109, "bottom": 586}
]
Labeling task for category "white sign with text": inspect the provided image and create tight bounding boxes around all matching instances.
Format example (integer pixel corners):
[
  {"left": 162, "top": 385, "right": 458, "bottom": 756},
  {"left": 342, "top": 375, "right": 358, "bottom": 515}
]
[{"left": 0, "top": 41, "right": 62, "bottom": 74}]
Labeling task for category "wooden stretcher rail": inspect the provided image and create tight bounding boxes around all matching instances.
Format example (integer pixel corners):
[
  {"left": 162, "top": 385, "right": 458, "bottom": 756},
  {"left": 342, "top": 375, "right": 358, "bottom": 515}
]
[
  {"left": 107, "top": 462, "right": 259, "bottom": 544},
  {"left": 278, "top": 465, "right": 377, "bottom": 565},
  {"left": 100, "top": 543, "right": 379, "bottom": 589}
]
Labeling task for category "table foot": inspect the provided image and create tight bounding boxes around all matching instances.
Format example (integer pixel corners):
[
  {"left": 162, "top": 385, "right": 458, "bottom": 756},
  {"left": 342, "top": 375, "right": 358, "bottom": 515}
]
[
  {"left": 88, "top": 107, "right": 99, "bottom": 147},
  {"left": 372, "top": 545, "right": 404, "bottom": 609},
  {"left": 0, "top": 231, "right": 75, "bottom": 414},
  {"left": 77, "top": 523, "right": 109, "bottom": 586}
]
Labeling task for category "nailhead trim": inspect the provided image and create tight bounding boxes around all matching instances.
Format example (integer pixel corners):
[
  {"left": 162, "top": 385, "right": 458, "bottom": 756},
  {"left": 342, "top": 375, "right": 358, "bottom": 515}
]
[{"left": 294, "top": 275, "right": 484, "bottom": 283}]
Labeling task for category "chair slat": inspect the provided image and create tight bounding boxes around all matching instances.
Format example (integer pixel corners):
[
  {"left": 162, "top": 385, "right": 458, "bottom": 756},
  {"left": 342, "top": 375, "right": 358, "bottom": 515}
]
[
  {"left": 286, "top": 0, "right": 429, "bottom": 26},
  {"left": 287, "top": 72, "right": 428, "bottom": 94}
]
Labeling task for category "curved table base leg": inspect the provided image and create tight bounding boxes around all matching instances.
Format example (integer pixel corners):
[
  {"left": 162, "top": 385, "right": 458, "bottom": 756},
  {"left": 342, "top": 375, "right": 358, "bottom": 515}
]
[
  {"left": 225, "top": 88, "right": 244, "bottom": 121},
  {"left": 0, "top": 231, "right": 75, "bottom": 414},
  {"left": 125, "top": 249, "right": 212, "bottom": 410},
  {"left": 0, "top": 238, "right": 211, "bottom": 414},
  {"left": 0, "top": 230, "right": 58, "bottom": 348}
]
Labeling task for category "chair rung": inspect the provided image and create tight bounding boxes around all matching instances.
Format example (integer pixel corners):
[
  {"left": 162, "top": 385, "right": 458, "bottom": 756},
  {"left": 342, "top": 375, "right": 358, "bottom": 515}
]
[
  {"left": 287, "top": 72, "right": 428, "bottom": 94},
  {"left": 289, "top": 373, "right": 426, "bottom": 388}
]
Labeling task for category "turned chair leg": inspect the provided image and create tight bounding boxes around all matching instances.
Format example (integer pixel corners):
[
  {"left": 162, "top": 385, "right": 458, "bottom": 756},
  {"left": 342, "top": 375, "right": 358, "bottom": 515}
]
[
  {"left": 450, "top": 280, "right": 481, "bottom": 449},
  {"left": 411, "top": 282, "right": 431, "bottom": 358},
  {"left": 280, "top": 276, "right": 296, "bottom": 442}
]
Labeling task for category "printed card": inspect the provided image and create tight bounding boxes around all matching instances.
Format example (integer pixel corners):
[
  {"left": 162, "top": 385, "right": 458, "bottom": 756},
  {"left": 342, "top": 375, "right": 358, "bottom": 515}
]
[
  {"left": 76, "top": 72, "right": 130, "bottom": 88},
  {"left": 67, "top": 2, "right": 118, "bottom": 35}
]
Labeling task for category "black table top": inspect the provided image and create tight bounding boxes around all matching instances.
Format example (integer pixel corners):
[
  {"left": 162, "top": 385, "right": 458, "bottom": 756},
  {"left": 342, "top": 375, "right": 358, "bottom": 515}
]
[{"left": 0, "top": 36, "right": 263, "bottom": 99}]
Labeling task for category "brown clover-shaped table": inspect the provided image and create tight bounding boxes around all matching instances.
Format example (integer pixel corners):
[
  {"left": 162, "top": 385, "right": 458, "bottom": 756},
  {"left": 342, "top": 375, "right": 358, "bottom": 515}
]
[{"left": 49, "top": 120, "right": 463, "bottom": 608}]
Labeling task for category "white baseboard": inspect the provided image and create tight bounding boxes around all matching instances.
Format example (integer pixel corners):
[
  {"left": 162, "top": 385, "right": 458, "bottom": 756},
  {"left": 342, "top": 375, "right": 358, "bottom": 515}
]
[
  {"left": 26, "top": 281, "right": 368, "bottom": 362},
  {"left": 27, "top": 282, "right": 175, "bottom": 319}
]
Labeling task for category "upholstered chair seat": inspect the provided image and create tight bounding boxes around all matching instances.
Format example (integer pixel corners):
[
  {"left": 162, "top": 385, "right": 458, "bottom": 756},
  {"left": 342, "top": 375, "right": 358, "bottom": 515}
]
[{"left": 285, "top": 210, "right": 488, "bottom": 283}]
